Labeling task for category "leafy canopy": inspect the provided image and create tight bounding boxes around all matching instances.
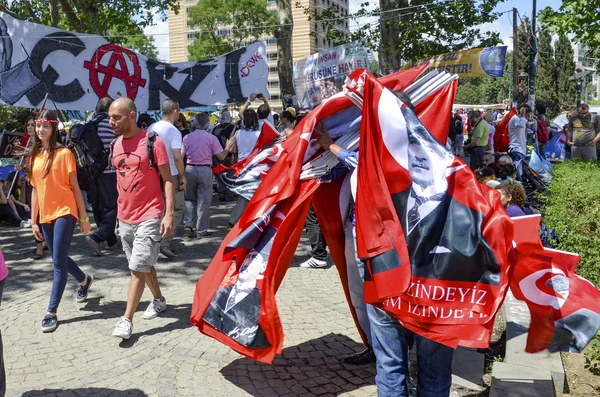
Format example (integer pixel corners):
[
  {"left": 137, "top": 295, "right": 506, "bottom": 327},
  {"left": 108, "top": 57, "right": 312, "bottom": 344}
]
[
  {"left": 298, "top": 0, "right": 503, "bottom": 65},
  {"left": 0, "top": 0, "right": 179, "bottom": 58},
  {"left": 187, "top": 0, "right": 278, "bottom": 60}
]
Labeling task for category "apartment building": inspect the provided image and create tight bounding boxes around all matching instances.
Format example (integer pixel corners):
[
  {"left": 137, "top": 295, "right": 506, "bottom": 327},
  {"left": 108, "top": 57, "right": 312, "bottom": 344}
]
[{"left": 168, "top": 0, "right": 350, "bottom": 110}]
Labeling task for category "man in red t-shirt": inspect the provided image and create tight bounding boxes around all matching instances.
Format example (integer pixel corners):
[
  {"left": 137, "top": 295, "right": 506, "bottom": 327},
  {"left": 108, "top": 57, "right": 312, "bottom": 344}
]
[{"left": 108, "top": 97, "right": 175, "bottom": 339}]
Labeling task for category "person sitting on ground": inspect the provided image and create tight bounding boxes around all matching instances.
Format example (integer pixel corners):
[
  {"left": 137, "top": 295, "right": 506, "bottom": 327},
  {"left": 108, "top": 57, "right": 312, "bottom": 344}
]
[
  {"left": 0, "top": 179, "right": 30, "bottom": 227},
  {"left": 482, "top": 153, "right": 494, "bottom": 168},
  {"left": 496, "top": 182, "right": 526, "bottom": 217},
  {"left": 280, "top": 110, "right": 295, "bottom": 137},
  {"left": 496, "top": 164, "right": 518, "bottom": 184},
  {"left": 475, "top": 167, "right": 500, "bottom": 188},
  {"left": 497, "top": 155, "right": 513, "bottom": 166}
]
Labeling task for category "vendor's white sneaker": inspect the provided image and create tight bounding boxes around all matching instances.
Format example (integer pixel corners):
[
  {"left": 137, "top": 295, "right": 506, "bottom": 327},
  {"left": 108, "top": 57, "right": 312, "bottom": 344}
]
[
  {"left": 143, "top": 298, "right": 167, "bottom": 319},
  {"left": 299, "top": 257, "right": 328, "bottom": 268}
]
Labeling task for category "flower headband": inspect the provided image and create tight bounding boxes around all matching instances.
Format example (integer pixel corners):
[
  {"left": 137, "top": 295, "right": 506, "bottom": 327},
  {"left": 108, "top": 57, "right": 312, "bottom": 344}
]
[{"left": 36, "top": 119, "right": 59, "bottom": 123}]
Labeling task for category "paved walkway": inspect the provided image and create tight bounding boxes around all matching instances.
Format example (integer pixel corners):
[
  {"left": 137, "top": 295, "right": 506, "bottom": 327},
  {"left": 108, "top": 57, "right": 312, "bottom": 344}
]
[{"left": 1, "top": 196, "right": 379, "bottom": 397}]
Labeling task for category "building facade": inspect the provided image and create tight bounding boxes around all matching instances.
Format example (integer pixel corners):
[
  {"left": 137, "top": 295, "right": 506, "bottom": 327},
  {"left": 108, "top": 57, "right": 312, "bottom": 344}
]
[{"left": 167, "top": 0, "right": 349, "bottom": 110}]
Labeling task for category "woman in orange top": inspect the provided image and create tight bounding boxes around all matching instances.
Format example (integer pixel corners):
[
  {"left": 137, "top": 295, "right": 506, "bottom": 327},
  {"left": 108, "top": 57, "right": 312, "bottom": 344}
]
[{"left": 29, "top": 110, "right": 94, "bottom": 333}]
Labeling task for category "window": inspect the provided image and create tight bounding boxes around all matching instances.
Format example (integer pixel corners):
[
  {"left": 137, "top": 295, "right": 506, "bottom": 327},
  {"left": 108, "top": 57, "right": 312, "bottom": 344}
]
[
  {"left": 187, "top": 32, "right": 199, "bottom": 40},
  {"left": 268, "top": 52, "right": 278, "bottom": 60},
  {"left": 269, "top": 81, "right": 280, "bottom": 88},
  {"left": 314, "top": 36, "right": 318, "bottom": 45},
  {"left": 268, "top": 39, "right": 277, "bottom": 45},
  {"left": 218, "top": 29, "right": 230, "bottom": 36},
  {"left": 269, "top": 66, "right": 278, "bottom": 73},
  {"left": 271, "top": 94, "right": 281, "bottom": 100}
]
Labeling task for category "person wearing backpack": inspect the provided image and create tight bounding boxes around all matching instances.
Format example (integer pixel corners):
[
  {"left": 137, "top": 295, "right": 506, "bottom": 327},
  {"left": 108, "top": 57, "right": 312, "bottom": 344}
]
[
  {"left": 84, "top": 97, "right": 119, "bottom": 255},
  {"left": 108, "top": 97, "right": 174, "bottom": 339}
]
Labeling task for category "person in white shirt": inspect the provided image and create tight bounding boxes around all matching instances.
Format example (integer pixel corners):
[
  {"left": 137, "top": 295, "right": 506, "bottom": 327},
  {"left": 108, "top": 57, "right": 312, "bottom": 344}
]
[
  {"left": 147, "top": 99, "right": 187, "bottom": 259},
  {"left": 508, "top": 105, "right": 531, "bottom": 176},
  {"left": 229, "top": 110, "right": 261, "bottom": 226}
]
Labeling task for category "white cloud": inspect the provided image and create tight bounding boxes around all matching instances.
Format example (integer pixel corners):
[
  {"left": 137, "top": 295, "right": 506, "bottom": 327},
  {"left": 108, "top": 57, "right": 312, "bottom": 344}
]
[
  {"left": 479, "top": 19, "right": 515, "bottom": 51},
  {"left": 143, "top": 7, "right": 170, "bottom": 62}
]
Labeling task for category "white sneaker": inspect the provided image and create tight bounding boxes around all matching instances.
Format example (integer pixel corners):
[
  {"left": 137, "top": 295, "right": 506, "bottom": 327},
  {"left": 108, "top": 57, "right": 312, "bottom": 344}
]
[
  {"left": 299, "top": 257, "right": 328, "bottom": 268},
  {"left": 20, "top": 219, "right": 31, "bottom": 228},
  {"left": 143, "top": 298, "right": 167, "bottom": 319},
  {"left": 112, "top": 317, "right": 132, "bottom": 339}
]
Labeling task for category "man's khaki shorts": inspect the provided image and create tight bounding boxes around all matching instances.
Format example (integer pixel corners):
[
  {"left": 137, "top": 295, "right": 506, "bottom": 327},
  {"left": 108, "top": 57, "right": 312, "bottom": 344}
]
[{"left": 119, "top": 218, "right": 161, "bottom": 273}]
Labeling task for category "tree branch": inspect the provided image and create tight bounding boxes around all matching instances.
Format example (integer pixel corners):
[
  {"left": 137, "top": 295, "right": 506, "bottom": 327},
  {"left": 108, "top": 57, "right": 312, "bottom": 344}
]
[
  {"left": 58, "top": 0, "right": 82, "bottom": 29},
  {"left": 0, "top": 5, "right": 22, "bottom": 20},
  {"left": 49, "top": 0, "right": 60, "bottom": 27},
  {"left": 22, "top": 0, "right": 41, "bottom": 24}
]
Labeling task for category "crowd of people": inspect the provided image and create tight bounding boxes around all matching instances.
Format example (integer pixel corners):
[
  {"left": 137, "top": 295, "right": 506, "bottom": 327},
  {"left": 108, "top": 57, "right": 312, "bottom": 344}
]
[{"left": 1, "top": 91, "right": 599, "bottom": 397}]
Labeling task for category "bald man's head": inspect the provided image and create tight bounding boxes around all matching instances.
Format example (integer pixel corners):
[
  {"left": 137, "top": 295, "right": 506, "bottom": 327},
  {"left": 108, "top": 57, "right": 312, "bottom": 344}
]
[{"left": 109, "top": 97, "right": 139, "bottom": 137}]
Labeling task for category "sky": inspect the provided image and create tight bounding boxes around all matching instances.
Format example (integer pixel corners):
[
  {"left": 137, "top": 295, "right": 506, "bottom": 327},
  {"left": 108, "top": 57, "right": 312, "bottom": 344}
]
[{"left": 146, "top": 0, "right": 565, "bottom": 62}]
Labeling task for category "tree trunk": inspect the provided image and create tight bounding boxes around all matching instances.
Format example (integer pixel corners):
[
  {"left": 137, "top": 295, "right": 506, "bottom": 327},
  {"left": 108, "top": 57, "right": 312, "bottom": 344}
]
[
  {"left": 379, "top": 0, "right": 406, "bottom": 74},
  {"left": 49, "top": 0, "right": 60, "bottom": 27},
  {"left": 22, "top": 0, "right": 41, "bottom": 24},
  {"left": 58, "top": 0, "right": 82, "bottom": 30},
  {"left": 275, "top": 0, "right": 294, "bottom": 108}
]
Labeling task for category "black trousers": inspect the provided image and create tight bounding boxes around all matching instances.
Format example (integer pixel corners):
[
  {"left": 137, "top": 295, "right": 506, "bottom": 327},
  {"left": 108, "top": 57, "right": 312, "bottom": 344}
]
[
  {"left": 305, "top": 204, "right": 328, "bottom": 261},
  {"left": 87, "top": 173, "right": 118, "bottom": 245}
]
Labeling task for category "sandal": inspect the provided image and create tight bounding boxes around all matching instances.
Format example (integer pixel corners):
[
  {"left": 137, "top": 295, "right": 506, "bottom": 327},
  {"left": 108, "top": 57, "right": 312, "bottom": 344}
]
[{"left": 33, "top": 243, "right": 46, "bottom": 260}]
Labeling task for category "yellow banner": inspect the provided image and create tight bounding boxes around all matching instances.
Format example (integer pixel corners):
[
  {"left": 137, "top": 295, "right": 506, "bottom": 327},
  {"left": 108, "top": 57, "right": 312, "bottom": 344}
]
[{"left": 402, "top": 46, "right": 507, "bottom": 78}]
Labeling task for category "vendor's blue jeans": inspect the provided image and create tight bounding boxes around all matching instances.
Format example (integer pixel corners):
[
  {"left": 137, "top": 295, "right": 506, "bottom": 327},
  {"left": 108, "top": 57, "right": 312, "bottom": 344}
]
[
  {"left": 41, "top": 215, "right": 86, "bottom": 313},
  {"left": 367, "top": 304, "right": 455, "bottom": 397}
]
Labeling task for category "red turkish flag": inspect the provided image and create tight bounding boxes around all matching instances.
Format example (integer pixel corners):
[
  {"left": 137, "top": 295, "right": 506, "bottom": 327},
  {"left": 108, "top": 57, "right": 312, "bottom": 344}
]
[
  {"left": 351, "top": 69, "right": 514, "bottom": 348},
  {"left": 494, "top": 108, "right": 516, "bottom": 153},
  {"left": 511, "top": 215, "right": 600, "bottom": 353}
]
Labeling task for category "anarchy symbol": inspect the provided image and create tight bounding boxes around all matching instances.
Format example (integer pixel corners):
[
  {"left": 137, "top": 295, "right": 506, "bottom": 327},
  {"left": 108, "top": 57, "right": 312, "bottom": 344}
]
[{"left": 83, "top": 44, "right": 147, "bottom": 100}]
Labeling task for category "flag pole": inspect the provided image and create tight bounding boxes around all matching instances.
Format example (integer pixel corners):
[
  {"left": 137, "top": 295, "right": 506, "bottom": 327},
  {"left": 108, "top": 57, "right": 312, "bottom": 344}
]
[{"left": 19, "top": 44, "right": 69, "bottom": 128}]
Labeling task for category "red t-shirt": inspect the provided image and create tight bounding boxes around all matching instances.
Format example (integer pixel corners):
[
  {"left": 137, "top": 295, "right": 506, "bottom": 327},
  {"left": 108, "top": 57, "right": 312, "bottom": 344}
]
[{"left": 111, "top": 130, "right": 169, "bottom": 224}]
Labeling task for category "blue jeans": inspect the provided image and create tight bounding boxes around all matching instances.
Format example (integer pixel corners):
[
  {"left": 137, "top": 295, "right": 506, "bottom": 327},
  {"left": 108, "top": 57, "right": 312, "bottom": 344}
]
[
  {"left": 41, "top": 215, "right": 86, "bottom": 313},
  {"left": 367, "top": 305, "right": 455, "bottom": 397},
  {"left": 88, "top": 172, "right": 118, "bottom": 245}
]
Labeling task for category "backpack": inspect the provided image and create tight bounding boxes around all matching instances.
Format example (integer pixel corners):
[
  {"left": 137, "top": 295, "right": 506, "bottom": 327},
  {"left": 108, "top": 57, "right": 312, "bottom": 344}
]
[
  {"left": 68, "top": 114, "right": 109, "bottom": 191},
  {"left": 108, "top": 130, "right": 158, "bottom": 173},
  {"left": 536, "top": 118, "right": 549, "bottom": 144}
]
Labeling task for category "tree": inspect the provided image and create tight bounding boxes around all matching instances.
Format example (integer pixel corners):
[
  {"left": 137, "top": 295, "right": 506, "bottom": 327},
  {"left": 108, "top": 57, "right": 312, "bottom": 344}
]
[
  {"left": 274, "top": 0, "right": 294, "bottom": 107},
  {"left": 554, "top": 34, "right": 576, "bottom": 110},
  {"left": 516, "top": 16, "right": 533, "bottom": 105},
  {"left": 187, "top": 0, "right": 278, "bottom": 60},
  {"left": 301, "top": 0, "right": 503, "bottom": 74},
  {"left": 540, "top": 0, "right": 600, "bottom": 70},
  {"left": 0, "top": 0, "right": 175, "bottom": 58},
  {"left": 535, "top": 27, "right": 559, "bottom": 116}
]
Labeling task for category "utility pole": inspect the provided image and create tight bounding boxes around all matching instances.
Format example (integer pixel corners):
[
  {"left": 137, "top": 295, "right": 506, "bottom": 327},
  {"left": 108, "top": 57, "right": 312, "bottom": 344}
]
[
  {"left": 512, "top": 8, "right": 518, "bottom": 103},
  {"left": 528, "top": 0, "right": 537, "bottom": 109}
]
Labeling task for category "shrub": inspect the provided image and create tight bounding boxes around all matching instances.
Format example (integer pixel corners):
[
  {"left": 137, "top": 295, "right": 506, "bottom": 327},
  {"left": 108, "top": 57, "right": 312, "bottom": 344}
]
[
  {"left": 540, "top": 160, "right": 600, "bottom": 288},
  {"left": 540, "top": 160, "right": 600, "bottom": 376}
]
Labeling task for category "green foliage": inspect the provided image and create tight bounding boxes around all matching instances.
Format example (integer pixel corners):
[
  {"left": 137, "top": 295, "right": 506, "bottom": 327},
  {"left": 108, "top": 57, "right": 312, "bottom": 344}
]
[
  {"left": 536, "top": 28, "right": 559, "bottom": 116},
  {"left": 187, "top": 0, "right": 278, "bottom": 60},
  {"left": 0, "top": 0, "right": 176, "bottom": 58},
  {"left": 540, "top": 0, "right": 600, "bottom": 71},
  {"left": 455, "top": 53, "right": 513, "bottom": 105},
  {"left": 585, "top": 334, "right": 600, "bottom": 376},
  {"left": 554, "top": 34, "right": 577, "bottom": 109},
  {"left": 297, "top": 0, "right": 502, "bottom": 72},
  {"left": 540, "top": 161, "right": 600, "bottom": 288},
  {"left": 0, "top": 105, "right": 34, "bottom": 131},
  {"left": 541, "top": 160, "right": 600, "bottom": 376}
]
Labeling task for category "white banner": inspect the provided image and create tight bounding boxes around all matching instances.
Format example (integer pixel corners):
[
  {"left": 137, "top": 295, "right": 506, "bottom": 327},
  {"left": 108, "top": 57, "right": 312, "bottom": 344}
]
[
  {"left": 293, "top": 42, "right": 369, "bottom": 109},
  {"left": 0, "top": 13, "right": 269, "bottom": 111}
]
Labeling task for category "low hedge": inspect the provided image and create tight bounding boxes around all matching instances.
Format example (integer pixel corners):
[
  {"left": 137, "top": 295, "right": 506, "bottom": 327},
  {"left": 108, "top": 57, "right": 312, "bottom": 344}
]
[
  {"left": 540, "top": 160, "right": 600, "bottom": 288},
  {"left": 540, "top": 160, "right": 600, "bottom": 375}
]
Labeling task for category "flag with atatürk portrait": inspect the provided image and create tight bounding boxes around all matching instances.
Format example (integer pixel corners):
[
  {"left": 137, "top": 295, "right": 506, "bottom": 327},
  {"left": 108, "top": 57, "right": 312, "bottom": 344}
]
[{"left": 349, "top": 69, "right": 515, "bottom": 348}]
